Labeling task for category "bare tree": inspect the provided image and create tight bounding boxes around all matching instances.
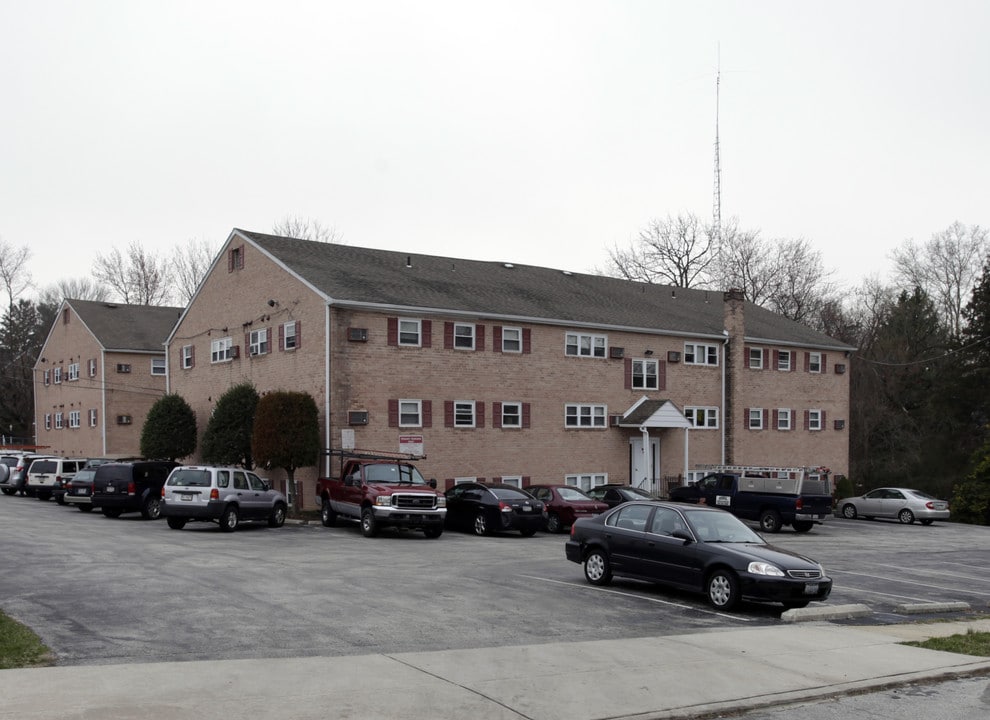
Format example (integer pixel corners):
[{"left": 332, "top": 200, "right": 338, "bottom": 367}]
[
  {"left": 891, "top": 221, "right": 989, "bottom": 337},
  {"left": 764, "top": 238, "right": 839, "bottom": 328},
  {"left": 0, "top": 236, "right": 32, "bottom": 312},
  {"left": 92, "top": 241, "right": 173, "bottom": 305},
  {"left": 38, "top": 278, "right": 110, "bottom": 307},
  {"left": 272, "top": 215, "right": 342, "bottom": 243},
  {"left": 603, "top": 212, "right": 719, "bottom": 287},
  {"left": 714, "top": 222, "right": 775, "bottom": 303},
  {"left": 172, "top": 237, "right": 216, "bottom": 304}
]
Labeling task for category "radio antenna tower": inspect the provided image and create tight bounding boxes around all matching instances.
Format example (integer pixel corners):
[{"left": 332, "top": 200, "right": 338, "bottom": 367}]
[{"left": 712, "top": 49, "right": 722, "bottom": 244}]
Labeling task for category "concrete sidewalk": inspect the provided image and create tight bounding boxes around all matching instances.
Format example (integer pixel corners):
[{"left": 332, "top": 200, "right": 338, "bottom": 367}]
[{"left": 2, "top": 620, "right": 989, "bottom": 720}]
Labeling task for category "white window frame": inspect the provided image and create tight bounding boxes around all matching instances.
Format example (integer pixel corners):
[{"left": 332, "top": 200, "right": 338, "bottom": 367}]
[
  {"left": 249, "top": 328, "right": 269, "bottom": 356},
  {"left": 684, "top": 342, "right": 719, "bottom": 366},
  {"left": 55, "top": 412, "right": 64, "bottom": 429},
  {"left": 632, "top": 358, "right": 659, "bottom": 390},
  {"left": 68, "top": 363, "right": 80, "bottom": 381},
  {"left": 684, "top": 406, "right": 719, "bottom": 429},
  {"left": 398, "top": 399, "right": 422, "bottom": 428},
  {"left": 502, "top": 326, "right": 523, "bottom": 353},
  {"left": 89, "top": 409, "right": 98, "bottom": 427},
  {"left": 565, "top": 331, "right": 607, "bottom": 358},
  {"left": 88, "top": 358, "right": 97, "bottom": 377},
  {"left": 809, "top": 352, "right": 822, "bottom": 373},
  {"left": 44, "top": 369, "right": 50, "bottom": 386},
  {"left": 182, "top": 345, "right": 194, "bottom": 369},
  {"left": 283, "top": 321, "right": 298, "bottom": 350},
  {"left": 500, "top": 401, "right": 522, "bottom": 428},
  {"left": 748, "top": 408, "right": 764, "bottom": 430},
  {"left": 68, "top": 410, "right": 81, "bottom": 428},
  {"left": 777, "top": 350, "right": 791, "bottom": 371},
  {"left": 777, "top": 408, "right": 792, "bottom": 431},
  {"left": 808, "top": 409, "right": 823, "bottom": 431},
  {"left": 453, "top": 323, "right": 475, "bottom": 350},
  {"left": 565, "top": 403, "right": 607, "bottom": 428},
  {"left": 500, "top": 475, "right": 523, "bottom": 489},
  {"left": 398, "top": 318, "right": 422, "bottom": 347},
  {"left": 44, "top": 414, "right": 51, "bottom": 430},
  {"left": 685, "top": 470, "right": 708, "bottom": 485},
  {"left": 453, "top": 401, "right": 476, "bottom": 428},
  {"left": 748, "top": 348, "right": 763, "bottom": 369},
  {"left": 453, "top": 477, "right": 477, "bottom": 485},
  {"left": 565, "top": 473, "right": 608, "bottom": 491},
  {"left": 151, "top": 358, "right": 166, "bottom": 376},
  {"left": 211, "top": 337, "right": 234, "bottom": 363},
  {"left": 53, "top": 367, "right": 62, "bottom": 384}
]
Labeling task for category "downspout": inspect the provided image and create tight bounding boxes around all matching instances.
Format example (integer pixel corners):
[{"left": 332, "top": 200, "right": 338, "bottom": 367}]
[
  {"left": 721, "top": 329, "right": 729, "bottom": 465},
  {"left": 640, "top": 426, "right": 650, "bottom": 491},
  {"left": 325, "top": 302, "right": 332, "bottom": 477},
  {"left": 100, "top": 349, "right": 108, "bottom": 455}
]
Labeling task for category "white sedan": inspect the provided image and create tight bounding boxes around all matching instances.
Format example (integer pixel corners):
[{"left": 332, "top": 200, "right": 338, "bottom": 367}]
[{"left": 838, "top": 487, "right": 950, "bottom": 525}]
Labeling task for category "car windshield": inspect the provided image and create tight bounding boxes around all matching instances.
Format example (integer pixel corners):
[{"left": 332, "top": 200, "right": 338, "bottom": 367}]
[
  {"left": 72, "top": 470, "right": 96, "bottom": 483},
  {"left": 167, "top": 469, "right": 212, "bottom": 487},
  {"left": 363, "top": 463, "right": 428, "bottom": 485},
  {"left": 682, "top": 509, "right": 764, "bottom": 544},
  {"left": 557, "top": 487, "right": 592, "bottom": 501},
  {"left": 488, "top": 487, "right": 532, "bottom": 500}
]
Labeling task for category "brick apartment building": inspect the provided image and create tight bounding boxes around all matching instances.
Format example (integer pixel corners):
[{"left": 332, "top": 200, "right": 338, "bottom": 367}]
[
  {"left": 165, "top": 229, "right": 855, "bottom": 508},
  {"left": 33, "top": 300, "right": 183, "bottom": 458}
]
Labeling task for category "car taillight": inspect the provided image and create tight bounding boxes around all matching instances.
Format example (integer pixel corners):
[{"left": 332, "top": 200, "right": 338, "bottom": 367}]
[
  {"left": 55, "top": 475, "right": 63, "bottom": 486},
  {"left": 499, "top": 501, "right": 511, "bottom": 512},
  {"left": 127, "top": 481, "right": 136, "bottom": 495},
  {"left": 210, "top": 488, "right": 219, "bottom": 500},
  {"left": 795, "top": 497, "right": 804, "bottom": 510},
  {"left": 926, "top": 501, "right": 935, "bottom": 509},
  {"left": 161, "top": 487, "right": 166, "bottom": 497}
]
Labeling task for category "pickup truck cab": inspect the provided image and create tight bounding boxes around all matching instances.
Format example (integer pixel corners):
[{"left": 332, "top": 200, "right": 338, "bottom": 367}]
[{"left": 669, "top": 465, "right": 833, "bottom": 533}]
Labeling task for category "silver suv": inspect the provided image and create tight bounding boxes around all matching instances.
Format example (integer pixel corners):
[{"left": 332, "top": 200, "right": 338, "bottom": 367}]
[
  {"left": 0, "top": 454, "right": 57, "bottom": 496},
  {"left": 161, "top": 466, "right": 288, "bottom": 532}
]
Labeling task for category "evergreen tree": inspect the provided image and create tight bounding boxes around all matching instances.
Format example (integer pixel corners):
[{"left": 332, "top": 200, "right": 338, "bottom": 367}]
[
  {"left": 951, "top": 438, "right": 990, "bottom": 525},
  {"left": 252, "top": 391, "right": 320, "bottom": 514},
  {"left": 0, "top": 300, "right": 45, "bottom": 439},
  {"left": 141, "top": 394, "right": 197, "bottom": 461},
  {"left": 200, "top": 383, "right": 259, "bottom": 468}
]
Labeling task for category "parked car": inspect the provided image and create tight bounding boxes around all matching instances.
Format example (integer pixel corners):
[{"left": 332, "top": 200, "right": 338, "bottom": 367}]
[
  {"left": 444, "top": 482, "right": 545, "bottom": 536},
  {"left": 837, "top": 487, "right": 950, "bottom": 525},
  {"left": 584, "top": 484, "right": 657, "bottom": 509},
  {"left": 26, "top": 457, "right": 86, "bottom": 502},
  {"left": 161, "top": 466, "right": 288, "bottom": 532},
  {"left": 0, "top": 454, "right": 17, "bottom": 492},
  {"left": 565, "top": 500, "right": 832, "bottom": 611},
  {"left": 525, "top": 484, "right": 608, "bottom": 533},
  {"left": 64, "top": 468, "right": 98, "bottom": 511},
  {"left": 0, "top": 454, "right": 57, "bottom": 496},
  {"left": 90, "top": 461, "right": 179, "bottom": 519}
]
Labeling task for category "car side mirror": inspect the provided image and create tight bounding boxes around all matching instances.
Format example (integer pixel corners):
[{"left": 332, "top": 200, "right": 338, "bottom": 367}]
[
  {"left": 262, "top": 480, "right": 271, "bottom": 491},
  {"left": 672, "top": 530, "right": 693, "bottom": 544},
  {"left": 429, "top": 478, "right": 437, "bottom": 489}
]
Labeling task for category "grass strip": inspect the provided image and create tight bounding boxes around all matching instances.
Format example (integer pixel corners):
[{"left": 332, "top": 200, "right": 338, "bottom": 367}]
[
  {"left": 905, "top": 630, "right": 990, "bottom": 657},
  {"left": 0, "top": 610, "right": 55, "bottom": 669}
]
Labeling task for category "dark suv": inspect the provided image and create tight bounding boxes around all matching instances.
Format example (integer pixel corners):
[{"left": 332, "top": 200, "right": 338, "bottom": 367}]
[{"left": 90, "top": 461, "right": 179, "bottom": 519}]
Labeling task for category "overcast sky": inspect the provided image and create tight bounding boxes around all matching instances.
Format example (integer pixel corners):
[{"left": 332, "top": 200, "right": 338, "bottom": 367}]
[{"left": 3, "top": 1, "right": 988, "bottom": 301}]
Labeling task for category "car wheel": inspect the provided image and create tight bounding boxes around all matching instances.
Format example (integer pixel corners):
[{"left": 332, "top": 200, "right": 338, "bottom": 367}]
[
  {"left": 78, "top": 505, "right": 93, "bottom": 513},
  {"left": 898, "top": 509, "right": 915, "bottom": 524},
  {"left": 783, "top": 600, "right": 810, "bottom": 610},
  {"left": 584, "top": 549, "right": 612, "bottom": 586},
  {"left": 268, "top": 502, "right": 287, "bottom": 528},
  {"left": 545, "top": 513, "right": 562, "bottom": 533},
  {"left": 37, "top": 492, "right": 52, "bottom": 502},
  {"left": 102, "top": 508, "right": 123, "bottom": 519},
  {"left": 520, "top": 526, "right": 537, "bottom": 537},
  {"left": 792, "top": 521, "right": 814, "bottom": 533},
  {"left": 842, "top": 503, "right": 858, "bottom": 519},
  {"left": 360, "top": 508, "right": 379, "bottom": 537},
  {"left": 141, "top": 495, "right": 163, "bottom": 520},
  {"left": 423, "top": 526, "right": 443, "bottom": 539},
  {"left": 219, "top": 506, "right": 239, "bottom": 532},
  {"left": 473, "top": 512, "right": 490, "bottom": 536},
  {"left": 921, "top": 519, "right": 934, "bottom": 526},
  {"left": 320, "top": 499, "right": 337, "bottom": 527},
  {"left": 167, "top": 517, "right": 187, "bottom": 530},
  {"left": 0, "top": 488, "right": 14, "bottom": 496},
  {"left": 706, "top": 569, "right": 741, "bottom": 610},
  {"left": 56, "top": 494, "right": 66, "bottom": 506},
  {"left": 759, "top": 509, "right": 782, "bottom": 533}
]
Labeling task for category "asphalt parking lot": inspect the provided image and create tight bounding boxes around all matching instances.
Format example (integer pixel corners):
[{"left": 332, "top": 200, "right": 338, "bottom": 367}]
[{"left": 1, "top": 495, "right": 988, "bottom": 667}]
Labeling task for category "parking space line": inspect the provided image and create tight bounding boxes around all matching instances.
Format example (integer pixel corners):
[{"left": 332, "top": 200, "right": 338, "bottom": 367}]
[
  {"left": 519, "top": 575, "right": 757, "bottom": 622},
  {"left": 833, "top": 570, "right": 990, "bottom": 598}
]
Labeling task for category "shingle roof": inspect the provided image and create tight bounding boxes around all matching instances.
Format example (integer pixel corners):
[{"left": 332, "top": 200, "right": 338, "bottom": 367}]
[
  {"left": 68, "top": 299, "right": 183, "bottom": 352},
  {"left": 239, "top": 229, "right": 854, "bottom": 350}
]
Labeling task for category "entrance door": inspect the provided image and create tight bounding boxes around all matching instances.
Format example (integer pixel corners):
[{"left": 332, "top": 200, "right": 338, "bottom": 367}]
[{"left": 629, "top": 437, "right": 659, "bottom": 494}]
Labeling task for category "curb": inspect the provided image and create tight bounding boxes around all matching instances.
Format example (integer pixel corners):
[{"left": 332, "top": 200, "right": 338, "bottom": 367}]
[
  {"left": 780, "top": 603, "right": 872, "bottom": 623},
  {"left": 894, "top": 601, "right": 971, "bottom": 614}
]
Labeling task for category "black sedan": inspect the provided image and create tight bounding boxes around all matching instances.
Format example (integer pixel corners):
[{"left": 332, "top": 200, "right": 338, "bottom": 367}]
[
  {"left": 584, "top": 483, "right": 658, "bottom": 508},
  {"left": 444, "top": 482, "right": 545, "bottom": 536},
  {"left": 565, "top": 500, "right": 832, "bottom": 611}
]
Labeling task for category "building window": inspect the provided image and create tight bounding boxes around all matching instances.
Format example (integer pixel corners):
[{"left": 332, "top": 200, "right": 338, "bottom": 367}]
[
  {"left": 502, "top": 327, "right": 522, "bottom": 353},
  {"left": 44, "top": 370, "right": 50, "bottom": 386},
  {"left": 69, "top": 411, "right": 81, "bottom": 429},
  {"left": 500, "top": 402, "right": 522, "bottom": 428},
  {"left": 454, "top": 401, "right": 476, "bottom": 428},
  {"left": 249, "top": 328, "right": 269, "bottom": 356},
  {"left": 211, "top": 337, "right": 234, "bottom": 363},
  {"left": 228, "top": 245, "right": 244, "bottom": 271},
  {"left": 565, "top": 332, "right": 606, "bottom": 358},
  {"left": 748, "top": 348, "right": 763, "bottom": 369},
  {"left": 748, "top": 408, "right": 764, "bottom": 430},
  {"left": 808, "top": 409, "right": 823, "bottom": 431},
  {"left": 151, "top": 358, "right": 166, "bottom": 376},
  {"left": 399, "top": 400, "right": 422, "bottom": 427},
  {"left": 500, "top": 475, "right": 523, "bottom": 489},
  {"left": 398, "top": 319, "right": 421, "bottom": 346},
  {"left": 565, "top": 403, "right": 607, "bottom": 428},
  {"left": 88, "top": 358, "right": 97, "bottom": 377},
  {"left": 632, "top": 359, "right": 659, "bottom": 389},
  {"left": 89, "top": 409, "right": 98, "bottom": 427},
  {"left": 684, "top": 406, "right": 719, "bottom": 429},
  {"left": 182, "top": 345, "right": 194, "bottom": 369},
  {"left": 777, "top": 351, "right": 791, "bottom": 371},
  {"left": 808, "top": 352, "right": 822, "bottom": 373},
  {"left": 44, "top": 414, "right": 51, "bottom": 430},
  {"left": 565, "top": 473, "right": 608, "bottom": 491},
  {"left": 777, "top": 408, "right": 792, "bottom": 431},
  {"left": 53, "top": 367, "right": 62, "bottom": 384},
  {"left": 68, "top": 363, "right": 80, "bottom": 381},
  {"left": 685, "top": 470, "right": 709, "bottom": 485},
  {"left": 55, "top": 412, "right": 64, "bottom": 429},
  {"left": 684, "top": 343, "right": 718, "bottom": 366},
  {"left": 453, "top": 323, "right": 475, "bottom": 350},
  {"left": 282, "top": 321, "right": 298, "bottom": 350}
]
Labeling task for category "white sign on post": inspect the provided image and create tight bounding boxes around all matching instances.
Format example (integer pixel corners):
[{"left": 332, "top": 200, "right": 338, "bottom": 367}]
[
  {"left": 399, "top": 434, "right": 424, "bottom": 457},
  {"left": 340, "top": 429, "right": 355, "bottom": 451}
]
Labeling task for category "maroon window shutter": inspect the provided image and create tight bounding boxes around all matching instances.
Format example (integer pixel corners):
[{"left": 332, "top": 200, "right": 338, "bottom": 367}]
[
  {"left": 278, "top": 323, "right": 285, "bottom": 351},
  {"left": 388, "top": 399, "right": 399, "bottom": 427},
  {"left": 744, "top": 408, "right": 750, "bottom": 427},
  {"left": 804, "top": 410, "right": 810, "bottom": 430},
  {"left": 422, "top": 320, "right": 432, "bottom": 348},
  {"left": 522, "top": 475, "right": 531, "bottom": 487},
  {"left": 773, "top": 409, "right": 779, "bottom": 429},
  {"left": 522, "top": 402, "right": 531, "bottom": 428},
  {"left": 422, "top": 400, "right": 432, "bottom": 428},
  {"left": 444, "top": 401, "right": 454, "bottom": 427},
  {"left": 773, "top": 350, "right": 780, "bottom": 370},
  {"left": 296, "top": 320, "right": 301, "bottom": 349},
  {"left": 493, "top": 402, "right": 502, "bottom": 428},
  {"left": 763, "top": 409, "right": 769, "bottom": 428},
  {"left": 804, "top": 352, "right": 811, "bottom": 372},
  {"left": 821, "top": 353, "right": 828, "bottom": 373},
  {"left": 444, "top": 322, "right": 454, "bottom": 349},
  {"left": 475, "top": 325, "right": 485, "bottom": 352},
  {"left": 745, "top": 346, "right": 752, "bottom": 367},
  {"left": 388, "top": 318, "right": 398, "bottom": 346},
  {"left": 245, "top": 332, "right": 250, "bottom": 353},
  {"left": 821, "top": 410, "right": 827, "bottom": 428},
  {"left": 476, "top": 402, "right": 485, "bottom": 428},
  {"left": 493, "top": 476, "right": 502, "bottom": 483},
  {"left": 522, "top": 328, "right": 532, "bottom": 354},
  {"left": 624, "top": 357, "right": 633, "bottom": 389},
  {"left": 190, "top": 346, "right": 195, "bottom": 368},
  {"left": 227, "top": 249, "right": 234, "bottom": 273},
  {"left": 445, "top": 479, "right": 454, "bottom": 491},
  {"left": 493, "top": 326, "right": 503, "bottom": 353},
  {"left": 658, "top": 359, "right": 667, "bottom": 390}
]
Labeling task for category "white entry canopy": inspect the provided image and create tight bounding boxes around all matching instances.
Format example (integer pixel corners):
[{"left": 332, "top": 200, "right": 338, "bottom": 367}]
[{"left": 616, "top": 397, "right": 693, "bottom": 429}]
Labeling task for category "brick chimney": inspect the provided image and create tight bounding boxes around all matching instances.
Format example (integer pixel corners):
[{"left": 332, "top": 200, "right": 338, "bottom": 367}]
[{"left": 723, "top": 288, "right": 746, "bottom": 464}]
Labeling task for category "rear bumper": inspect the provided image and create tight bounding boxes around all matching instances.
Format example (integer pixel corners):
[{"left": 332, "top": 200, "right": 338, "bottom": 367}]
[
  {"left": 565, "top": 541, "right": 583, "bottom": 564},
  {"left": 161, "top": 499, "right": 225, "bottom": 521},
  {"left": 91, "top": 495, "right": 141, "bottom": 512}
]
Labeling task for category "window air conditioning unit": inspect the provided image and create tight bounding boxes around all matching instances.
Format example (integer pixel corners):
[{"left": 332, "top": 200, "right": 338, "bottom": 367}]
[
  {"left": 116, "top": 415, "right": 133, "bottom": 425},
  {"left": 230, "top": 345, "right": 240, "bottom": 359},
  {"left": 609, "top": 415, "right": 622, "bottom": 427},
  {"left": 667, "top": 351, "right": 681, "bottom": 363},
  {"left": 609, "top": 347, "right": 624, "bottom": 359},
  {"left": 835, "top": 363, "right": 846, "bottom": 374},
  {"left": 834, "top": 419, "right": 845, "bottom": 430},
  {"left": 348, "top": 411, "right": 369, "bottom": 425},
  {"left": 116, "top": 363, "right": 132, "bottom": 374},
  {"left": 348, "top": 327, "right": 369, "bottom": 342}
]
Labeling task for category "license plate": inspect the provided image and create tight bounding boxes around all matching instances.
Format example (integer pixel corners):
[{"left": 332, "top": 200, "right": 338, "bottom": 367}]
[
  {"left": 105, "top": 486, "right": 115, "bottom": 493},
  {"left": 180, "top": 494, "right": 193, "bottom": 501},
  {"left": 804, "top": 583, "right": 819, "bottom": 595},
  {"left": 75, "top": 488, "right": 87, "bottom": 495}
]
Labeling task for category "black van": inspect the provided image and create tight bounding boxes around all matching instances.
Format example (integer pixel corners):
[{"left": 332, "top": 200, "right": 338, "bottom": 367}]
[{"left": 90, "top": 461, "right": 179, "bottom": 519}]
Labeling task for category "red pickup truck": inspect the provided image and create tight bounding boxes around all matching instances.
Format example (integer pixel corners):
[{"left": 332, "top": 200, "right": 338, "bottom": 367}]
[{"left": 316, "top": 451, "right": 446, "bottom": 538}]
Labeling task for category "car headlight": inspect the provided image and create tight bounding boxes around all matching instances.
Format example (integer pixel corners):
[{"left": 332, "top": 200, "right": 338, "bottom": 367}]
[
  {"left": 436, "top": 496, "right": 446, "bottom": 508},
  {"left": 748, "top": 561, "right": 785, "bottom": 577},
  {"left": 374, "top": 495, "right": 391, "bottom": 507}
]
